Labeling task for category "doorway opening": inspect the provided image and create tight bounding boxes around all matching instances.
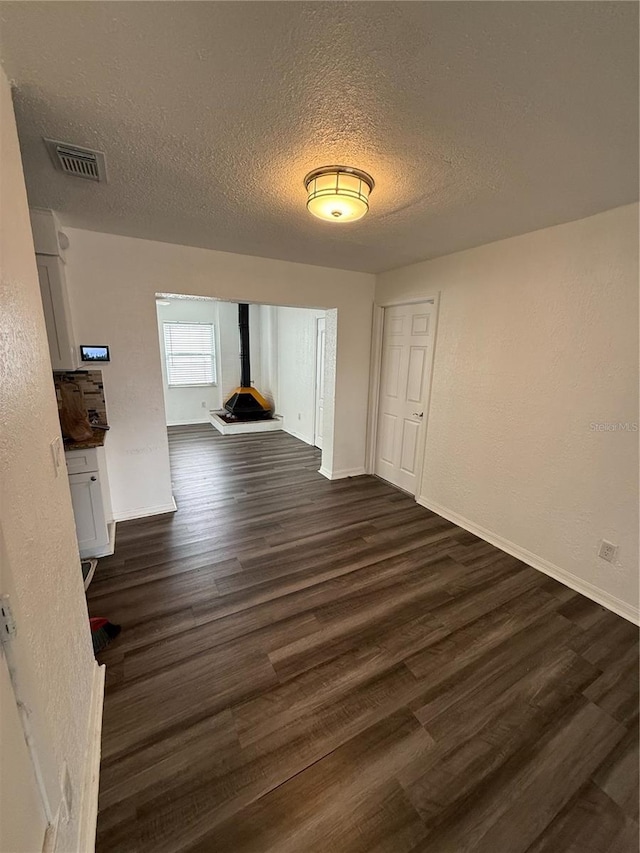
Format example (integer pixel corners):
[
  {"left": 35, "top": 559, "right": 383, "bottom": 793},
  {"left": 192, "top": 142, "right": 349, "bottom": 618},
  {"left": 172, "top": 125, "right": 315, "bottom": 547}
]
[{"left": 154, "top": 294, "right": 332, "bottom": 464}]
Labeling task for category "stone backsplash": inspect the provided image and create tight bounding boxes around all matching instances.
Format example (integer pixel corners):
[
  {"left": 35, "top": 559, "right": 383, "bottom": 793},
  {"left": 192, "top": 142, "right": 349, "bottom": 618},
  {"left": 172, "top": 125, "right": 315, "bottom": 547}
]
[{"left": 54, "top": 369, "right": 108, "bottom": 425}]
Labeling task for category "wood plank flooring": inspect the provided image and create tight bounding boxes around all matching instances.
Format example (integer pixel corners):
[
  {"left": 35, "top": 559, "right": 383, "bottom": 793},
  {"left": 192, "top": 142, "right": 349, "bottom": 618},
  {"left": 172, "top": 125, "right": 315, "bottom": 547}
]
[{"left": 88, "top": 425, "right": 639, "bottom": 853}]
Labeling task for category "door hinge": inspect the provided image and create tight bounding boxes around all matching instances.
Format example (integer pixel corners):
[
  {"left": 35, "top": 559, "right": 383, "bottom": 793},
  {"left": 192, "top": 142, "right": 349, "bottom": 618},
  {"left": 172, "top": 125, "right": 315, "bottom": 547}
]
[{"left": 0, "top": 595, "right": 17, "bottom": 642}]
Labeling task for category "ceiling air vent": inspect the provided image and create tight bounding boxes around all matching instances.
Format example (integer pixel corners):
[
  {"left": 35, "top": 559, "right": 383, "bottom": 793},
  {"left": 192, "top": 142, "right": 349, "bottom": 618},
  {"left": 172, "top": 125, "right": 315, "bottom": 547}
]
[{"left": 44, "top": 138, "right": 107, "bottom": 182}]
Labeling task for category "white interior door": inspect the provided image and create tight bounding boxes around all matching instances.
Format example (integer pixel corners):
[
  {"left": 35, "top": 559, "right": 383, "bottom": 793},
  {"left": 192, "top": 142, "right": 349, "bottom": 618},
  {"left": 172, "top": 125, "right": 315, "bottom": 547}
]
[
  {"left": 375, "top": 302, "right": 435, "bottom": 494},
  {"left": 0, "top": 651, "right": 48, "bottom": 853},
  {"left": 314, "top": 317, "right": 326, "bottom": 449}
]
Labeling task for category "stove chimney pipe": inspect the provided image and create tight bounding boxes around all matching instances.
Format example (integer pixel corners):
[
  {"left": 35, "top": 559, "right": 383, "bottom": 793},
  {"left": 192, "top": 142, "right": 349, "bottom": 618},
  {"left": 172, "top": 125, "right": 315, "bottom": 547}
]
[{"left": 238, "top": 303, "right": 251, "bottom": 388}]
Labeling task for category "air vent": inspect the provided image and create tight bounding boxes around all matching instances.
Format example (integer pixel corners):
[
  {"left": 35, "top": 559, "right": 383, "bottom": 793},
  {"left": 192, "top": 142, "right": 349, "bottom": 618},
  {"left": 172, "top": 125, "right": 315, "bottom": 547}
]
[{"left": 44, "top": 138, "right": 107, "bottom": 182}]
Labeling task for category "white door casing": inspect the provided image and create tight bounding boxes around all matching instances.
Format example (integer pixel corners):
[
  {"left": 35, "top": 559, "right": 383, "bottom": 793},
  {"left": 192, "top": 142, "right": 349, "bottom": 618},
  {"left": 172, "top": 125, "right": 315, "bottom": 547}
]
[
  {"left": 374, "top": 302, "right": 435, "bottom": 494},
  {"left": 314, "top": 316, "right": 326, "bottom": 449}
]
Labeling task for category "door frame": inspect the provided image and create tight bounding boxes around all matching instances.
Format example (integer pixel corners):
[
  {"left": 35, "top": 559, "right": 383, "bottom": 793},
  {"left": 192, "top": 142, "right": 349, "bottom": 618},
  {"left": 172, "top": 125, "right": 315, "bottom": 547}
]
[
  {"left": 313, "top": 315, "right": 326, "bottom": 449},
  {"left": 365, "top": 293, "right": 440, "bottom": 500}
]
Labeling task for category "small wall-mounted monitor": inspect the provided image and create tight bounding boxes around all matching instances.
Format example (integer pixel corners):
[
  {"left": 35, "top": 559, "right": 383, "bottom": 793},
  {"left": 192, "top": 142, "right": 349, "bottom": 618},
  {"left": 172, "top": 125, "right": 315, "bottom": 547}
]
[{"left": 80, "top": 345, "right": 110, "bottom": 362}]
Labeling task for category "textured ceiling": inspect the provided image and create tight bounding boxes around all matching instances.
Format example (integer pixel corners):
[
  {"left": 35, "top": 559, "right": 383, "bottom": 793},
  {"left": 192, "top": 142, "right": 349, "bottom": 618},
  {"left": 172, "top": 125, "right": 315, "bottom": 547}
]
[{"left": 0, "top": 1, "right": 637, "bottom": 273}]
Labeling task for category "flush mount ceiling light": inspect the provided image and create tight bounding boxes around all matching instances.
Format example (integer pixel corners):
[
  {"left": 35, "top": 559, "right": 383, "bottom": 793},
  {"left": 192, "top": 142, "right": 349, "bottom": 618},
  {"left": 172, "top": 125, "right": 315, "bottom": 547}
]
[{"left": 304, "top": 165, "right": 374, "bottom": 222}]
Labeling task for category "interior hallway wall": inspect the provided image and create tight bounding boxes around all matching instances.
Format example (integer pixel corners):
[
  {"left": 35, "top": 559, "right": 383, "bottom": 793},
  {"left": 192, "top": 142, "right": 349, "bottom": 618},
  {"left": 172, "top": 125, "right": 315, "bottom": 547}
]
[
  {"left": 376, "top": 203, "right": 639, "bottom": 622},
  {"left": 274, "top": 306, "right": 325, "bottom": 445},
  {"left": 0, "top": 67, "right": 99, "bottom": 851}
]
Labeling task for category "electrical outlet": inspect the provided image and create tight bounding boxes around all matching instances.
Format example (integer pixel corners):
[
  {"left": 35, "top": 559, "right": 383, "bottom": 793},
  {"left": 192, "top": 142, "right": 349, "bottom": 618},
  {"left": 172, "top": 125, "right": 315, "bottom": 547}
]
[
  {"left": 50, "top": 436, "right": 62, "bottom": 476},
  {"left": 598, "top": 540, "right": 618, "bottom": 563}
]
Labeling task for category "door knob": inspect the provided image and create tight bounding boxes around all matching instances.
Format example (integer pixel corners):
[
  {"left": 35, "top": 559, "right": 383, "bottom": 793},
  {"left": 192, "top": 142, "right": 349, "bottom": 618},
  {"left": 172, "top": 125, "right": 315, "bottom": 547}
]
[
  {"left": 90, "top": 475, "right": 97, "bottom": 481},
  {"left": 412, "top": 412, "right": 424, "bottom": 418}
]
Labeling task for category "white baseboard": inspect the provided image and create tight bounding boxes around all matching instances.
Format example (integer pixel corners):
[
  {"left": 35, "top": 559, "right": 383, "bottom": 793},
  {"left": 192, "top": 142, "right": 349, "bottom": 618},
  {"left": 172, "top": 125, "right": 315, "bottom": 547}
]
[
  {"left": 76, "top": 662, "right": 105, "bottom": 853},
  {"left": 283, "top": 426, "right": 314, "bottom": 445},
  {"left": 112, "top": 496, "right": 177, "bottom": 522},
  {"left": 417, "top": 496, "right": 640, "bottom": 626},
  {"left": 319, "top": 466, "right": 367, "bottom": 481}
]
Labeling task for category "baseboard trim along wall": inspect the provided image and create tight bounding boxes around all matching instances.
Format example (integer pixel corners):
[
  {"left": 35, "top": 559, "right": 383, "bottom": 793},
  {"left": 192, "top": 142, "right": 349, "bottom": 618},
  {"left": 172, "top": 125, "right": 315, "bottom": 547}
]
[
  {"left": 283, "top": 425, "right": 314, "bottom": 445},
  {"left": 417, "top": 496, "right": 640, "bottom": 626},
  {"left": 76, "top": 662, "right": 106, "bottom": 853},
  {"left": 112, "top": 496, "right": 178, "bottom": 522},
  {"left": 319, "top": 467, "right": 367, "bottom": 481}
]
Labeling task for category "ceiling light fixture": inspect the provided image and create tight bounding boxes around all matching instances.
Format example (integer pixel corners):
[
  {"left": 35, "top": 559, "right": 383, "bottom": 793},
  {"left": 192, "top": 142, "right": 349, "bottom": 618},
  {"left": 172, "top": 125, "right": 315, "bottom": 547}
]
[{"left": 304, "top": 165, "right": 374, "bottom": 223}]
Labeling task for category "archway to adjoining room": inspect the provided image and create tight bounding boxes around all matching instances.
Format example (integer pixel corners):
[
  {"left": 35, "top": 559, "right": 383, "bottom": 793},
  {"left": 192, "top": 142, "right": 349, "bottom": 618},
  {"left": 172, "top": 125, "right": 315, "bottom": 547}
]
[{"left": 154, "top": 293, "right": 332, "bottom": 468}]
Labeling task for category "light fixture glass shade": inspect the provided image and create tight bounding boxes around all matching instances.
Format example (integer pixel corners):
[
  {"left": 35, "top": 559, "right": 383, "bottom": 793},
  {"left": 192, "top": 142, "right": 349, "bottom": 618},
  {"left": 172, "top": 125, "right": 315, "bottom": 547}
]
[{"left": 304, "top": 166, "right": 374, "bottom": 222}]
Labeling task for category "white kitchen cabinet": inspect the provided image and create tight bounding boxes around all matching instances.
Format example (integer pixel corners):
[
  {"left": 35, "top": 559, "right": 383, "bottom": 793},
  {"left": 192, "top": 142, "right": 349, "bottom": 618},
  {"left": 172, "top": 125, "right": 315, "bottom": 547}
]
[
  {"left": 36, "top": 253, "right": 78, "bottom": 371},
  {"left": 66, "top": 447, "right": 115, "bottom": 559},
  {"left": 68, "top": 472, "right": 108, "bottom": 554},
  {"left": 30, "top": 208, "right": 67, "bottom": 258}
]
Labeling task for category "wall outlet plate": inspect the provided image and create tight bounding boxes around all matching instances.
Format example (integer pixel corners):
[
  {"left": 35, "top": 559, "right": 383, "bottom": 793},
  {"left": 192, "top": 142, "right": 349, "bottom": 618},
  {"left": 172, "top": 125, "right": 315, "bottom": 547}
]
[{"left": 598, "top": 540, "right": 618, "bottom": 563}]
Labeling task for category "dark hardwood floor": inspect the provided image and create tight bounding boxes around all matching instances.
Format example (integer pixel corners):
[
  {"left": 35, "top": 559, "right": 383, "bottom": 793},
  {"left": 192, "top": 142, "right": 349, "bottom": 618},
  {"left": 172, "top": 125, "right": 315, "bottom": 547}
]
[{"left": 88, "top": 425, "right": 639, "bottom": 853}]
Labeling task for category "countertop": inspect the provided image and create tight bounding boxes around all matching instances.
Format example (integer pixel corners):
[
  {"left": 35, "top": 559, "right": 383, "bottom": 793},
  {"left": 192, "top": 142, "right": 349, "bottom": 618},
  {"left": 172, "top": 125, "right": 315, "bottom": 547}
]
[{"left": 64, "top": 427, "right": 108, "bottom": 451}]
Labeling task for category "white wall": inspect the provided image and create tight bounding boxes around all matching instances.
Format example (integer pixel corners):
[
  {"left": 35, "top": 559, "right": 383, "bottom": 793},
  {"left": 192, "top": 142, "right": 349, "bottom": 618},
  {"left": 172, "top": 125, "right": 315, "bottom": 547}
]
[
  {"left": 156, "top": 297, "right": 221, "bottom": 425},
  {"left": 377, "top": 204, "right": 639, "bottom": 622},
  {"left": 63, "top": 229, "right": 375, "bottom": 519},
  {"left": 249, "top": 302, "right": 263, "bottom": 394},
  {"left": 274, "top": 306, "right": 325, "bottom": 444},
  {"left": 0, "top": 68, "right": 99, "bottom": 851},
  {"left": 258, "top": 305, "right": 278, "bottom": 410}
]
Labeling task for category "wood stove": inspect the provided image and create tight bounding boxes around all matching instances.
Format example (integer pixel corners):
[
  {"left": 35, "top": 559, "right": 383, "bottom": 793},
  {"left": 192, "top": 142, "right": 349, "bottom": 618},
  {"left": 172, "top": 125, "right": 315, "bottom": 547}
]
[{"left": 223, "top": 304, "right": 273, "bottom": 420}]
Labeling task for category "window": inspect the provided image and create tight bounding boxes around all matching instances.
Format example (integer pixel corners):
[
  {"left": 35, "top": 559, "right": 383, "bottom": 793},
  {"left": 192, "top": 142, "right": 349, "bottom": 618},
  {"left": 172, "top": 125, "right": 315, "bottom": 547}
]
[{"left": 163, "top": 322, "right": 216, "bottom": 386}]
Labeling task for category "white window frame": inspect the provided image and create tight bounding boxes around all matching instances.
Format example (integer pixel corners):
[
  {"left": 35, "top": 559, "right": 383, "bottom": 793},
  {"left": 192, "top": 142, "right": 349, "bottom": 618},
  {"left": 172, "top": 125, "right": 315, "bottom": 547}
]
[{"left": 163, "top": 321, "right": 217, "bottom": 387}]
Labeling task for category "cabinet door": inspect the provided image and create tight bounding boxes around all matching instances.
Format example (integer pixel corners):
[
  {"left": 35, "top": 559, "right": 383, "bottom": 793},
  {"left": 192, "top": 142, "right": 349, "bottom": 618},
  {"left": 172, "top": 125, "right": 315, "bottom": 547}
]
[
  {"left": 68, "top": 472, "right": 109, "bottom": 554},
  {"left": 36, "top": 254, "right": 77, "bottom": 370}
]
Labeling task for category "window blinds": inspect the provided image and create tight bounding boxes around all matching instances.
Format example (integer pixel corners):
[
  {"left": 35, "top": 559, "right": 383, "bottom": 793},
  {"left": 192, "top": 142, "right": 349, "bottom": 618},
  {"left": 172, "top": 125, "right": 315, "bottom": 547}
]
[{"left": 163, "top": 322, "right": 216, "bottom": 386}]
